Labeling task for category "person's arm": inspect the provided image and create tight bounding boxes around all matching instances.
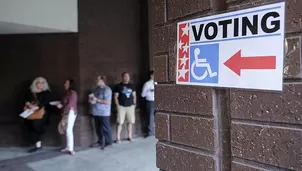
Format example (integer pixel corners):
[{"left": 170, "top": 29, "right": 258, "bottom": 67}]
[
  {"left": 132, "top": 85, "right": 136, "bottom": 105},
  {"left": 113, "top": 85, "right": 120, "bottom": 105},
  {"left": 96, "top": 88, "right": 112, "bottom": 104},
  {"left": 24, "top": 102, "right": 31, "bottom": 110},
  {"left": 114, "top": 93, "right": 119, "bottom": 106},
  {"left": 141, "top": 82, "right": 148, "bottom": 98},
  {"left": 25, "top": 101, "right": 32, "bottom": 109},
  {"left": 133, "top": 91, "right": 137, "bottom": 105}
]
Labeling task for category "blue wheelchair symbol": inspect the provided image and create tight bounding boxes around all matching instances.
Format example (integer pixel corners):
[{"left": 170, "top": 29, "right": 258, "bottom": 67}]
[{"left": 190, "top": 44, "right": 219, "bottom": 83}]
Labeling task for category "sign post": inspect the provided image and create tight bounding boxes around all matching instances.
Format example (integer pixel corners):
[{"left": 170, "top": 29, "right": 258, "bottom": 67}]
[{"left": 176, "top": 2, "right": 285, "bottom": 91}]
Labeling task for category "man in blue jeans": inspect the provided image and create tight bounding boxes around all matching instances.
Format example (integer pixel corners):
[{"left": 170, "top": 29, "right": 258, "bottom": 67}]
[
  {"left": 141, "top": 70, "right": 155, "bottom": 137},
  {"left": 89, "top": 76, "right": 113, "bottom": 149}
]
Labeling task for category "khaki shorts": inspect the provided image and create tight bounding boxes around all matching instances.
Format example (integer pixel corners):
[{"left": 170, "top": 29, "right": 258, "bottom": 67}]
[{"left": 117, "top": 105, "right": 135, "bottom": 124}]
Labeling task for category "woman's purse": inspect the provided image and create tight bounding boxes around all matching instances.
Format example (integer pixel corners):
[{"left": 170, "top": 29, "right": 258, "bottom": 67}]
[
  {"left": 24, "top": 93, "right": 45, "bottom": 120},
  {"left": 58, "top": 92, "right": 71, "bottom": 135},
  {"left": 58, "top": 114, "right": 68, "bottom": 135},
  {"left": 26, "top": 107, "right": 45, "bottom": 120}
]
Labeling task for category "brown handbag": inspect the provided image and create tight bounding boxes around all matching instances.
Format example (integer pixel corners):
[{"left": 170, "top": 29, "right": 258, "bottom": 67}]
[
  {"left": 58, "top": 114, "right": 68, "bottom": 134},
  {"left": 26, "top": 107, "right": 45, "bottom": 120},
  {"left": 25, "top": 93, "right": 45, "bottom": 120}
]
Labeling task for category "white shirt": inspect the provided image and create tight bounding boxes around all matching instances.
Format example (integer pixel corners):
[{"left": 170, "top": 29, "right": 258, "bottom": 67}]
[{"left": 141, "top": 79, "right": 155, "bottom": 101}]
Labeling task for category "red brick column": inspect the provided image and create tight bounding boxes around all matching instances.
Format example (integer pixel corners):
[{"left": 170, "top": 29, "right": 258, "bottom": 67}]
[
  {"left": 74, "top": 0, "right": 150, "bottom": 146},
  {"left": 151, "top": 0, "right": 302, "bottom": 170}
]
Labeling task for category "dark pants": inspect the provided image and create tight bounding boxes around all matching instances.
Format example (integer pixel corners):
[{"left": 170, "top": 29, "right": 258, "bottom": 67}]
[
  {"left": 146, "top": 100, "right": 155, "bottom": 136},
  {"left": 25, "top": 113, "right": 48, "bottom": 145},
  {"left": 94, "top": 116, "right": 112, "bottom": 146}
]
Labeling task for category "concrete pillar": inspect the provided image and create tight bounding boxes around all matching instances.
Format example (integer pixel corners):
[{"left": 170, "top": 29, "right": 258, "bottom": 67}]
[{"left": 151, "top": 0, "right": 302, "bottom": 170}]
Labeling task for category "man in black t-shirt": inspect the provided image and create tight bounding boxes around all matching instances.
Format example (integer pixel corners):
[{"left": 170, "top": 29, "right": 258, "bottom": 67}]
[{"left": 114, "top": 72, "right": 136, "bottom": 143}]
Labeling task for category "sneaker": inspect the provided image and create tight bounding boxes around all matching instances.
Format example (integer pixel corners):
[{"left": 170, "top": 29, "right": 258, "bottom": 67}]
[
  {"left": 101, "top": 144, "right": 112, "bottom": 150},
  {"left": 115, "top": 140, "right": 121, "bottom": 144},
  {"left": 90, "top": 142, "right": 101, "bottom": 148},
  {"left": 69, "top": 151, "right": 76, "bottom": 156},
  {"left": 28, "top": 147, "right": 42, "bottom": 153},
  {"left": 61, "top": 148, "right": 69, "bottom": 153},
  {"left": 127, "top": 138, "right": 133, "bottom": 142},
  {"left": 146, "top": 134, "right": 155, "bottom": 138}
]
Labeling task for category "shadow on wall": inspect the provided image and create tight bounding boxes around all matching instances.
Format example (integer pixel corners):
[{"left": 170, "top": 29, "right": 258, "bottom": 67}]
[{"left": 11, "top": 80, "right": 33, "bottom": 146}]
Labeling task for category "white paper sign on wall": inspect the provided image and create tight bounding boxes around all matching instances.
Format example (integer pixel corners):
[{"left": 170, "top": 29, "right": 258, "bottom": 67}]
[{"left": 176, "top": 2, "right": 285, "bottom": 91}]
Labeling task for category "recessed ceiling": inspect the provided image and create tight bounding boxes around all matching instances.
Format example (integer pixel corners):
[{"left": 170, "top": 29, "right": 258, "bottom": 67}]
[{"left": 0, "top": 21, "right": 74, "bottom": 34}]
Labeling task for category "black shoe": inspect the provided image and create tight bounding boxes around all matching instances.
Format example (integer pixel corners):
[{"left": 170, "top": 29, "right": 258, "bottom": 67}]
[
  {"left": 90, "top": 142, "right": 101, "bottom": 148},
  {"left": 145, "top": 134, "right": 154, "bottom": 138},
  {"left": 28, "top": 147, "right": 42, "bottom": 153},
  {"left": 101, "top": 144, "right": 112, "bottom": 150}
]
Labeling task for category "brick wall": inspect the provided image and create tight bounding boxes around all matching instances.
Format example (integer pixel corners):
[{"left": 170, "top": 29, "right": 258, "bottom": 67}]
[
  {"left": 151, "top": 0, "right": 302, "bottom": 170},
  {"left": 75, "top": 0, "right": 150, "bottom": 146}
]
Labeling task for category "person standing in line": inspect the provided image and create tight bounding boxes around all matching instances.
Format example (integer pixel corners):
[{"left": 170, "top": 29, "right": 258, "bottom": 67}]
[
  {"left": 56, "top": 79, "right": 78, "bottom": 155},
  {"left": 24, "top": 77, "right": 51, "bottom": 153},
  {"left": 141, "top": 70, "right": 155, "bottom": 137},
  {"left": 114, "top": 72, "right": 136, "bottom": 143},
  {"left": 89, "top": 76, "right": 113, "bottom": 149}
]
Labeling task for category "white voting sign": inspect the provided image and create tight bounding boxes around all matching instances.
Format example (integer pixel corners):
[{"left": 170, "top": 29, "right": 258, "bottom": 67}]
[{"left": 176, "top": 2, "right": 285, "bottom": 91}]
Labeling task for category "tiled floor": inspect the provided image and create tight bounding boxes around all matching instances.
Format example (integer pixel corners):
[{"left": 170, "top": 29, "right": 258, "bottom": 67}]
[{"left": 0, "top": 137, "right": 158, "bottom": 171}]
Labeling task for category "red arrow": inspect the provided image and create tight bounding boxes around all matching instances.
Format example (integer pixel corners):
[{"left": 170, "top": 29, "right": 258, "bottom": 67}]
[{"left": 224, "top": 50, "right": 276, "bottom": 76}]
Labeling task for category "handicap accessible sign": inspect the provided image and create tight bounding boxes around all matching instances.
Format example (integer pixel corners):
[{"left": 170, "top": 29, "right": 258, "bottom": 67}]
[{"left": 176, "top": 2, "right": 285, "bottom": 91}]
